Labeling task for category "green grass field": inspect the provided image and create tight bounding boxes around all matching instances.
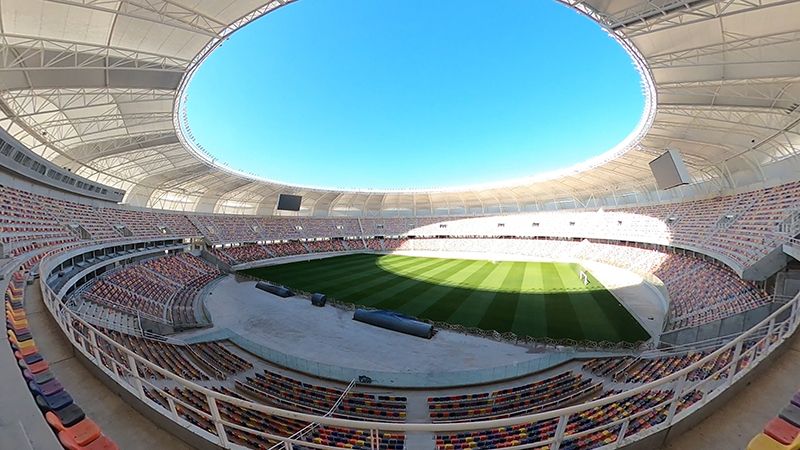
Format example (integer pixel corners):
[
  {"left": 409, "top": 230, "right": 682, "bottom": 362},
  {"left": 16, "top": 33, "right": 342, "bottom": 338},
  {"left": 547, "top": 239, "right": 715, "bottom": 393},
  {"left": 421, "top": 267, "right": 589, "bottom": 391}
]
[{"left": 242, "top": 254, "right": 649, "bottom": 343}]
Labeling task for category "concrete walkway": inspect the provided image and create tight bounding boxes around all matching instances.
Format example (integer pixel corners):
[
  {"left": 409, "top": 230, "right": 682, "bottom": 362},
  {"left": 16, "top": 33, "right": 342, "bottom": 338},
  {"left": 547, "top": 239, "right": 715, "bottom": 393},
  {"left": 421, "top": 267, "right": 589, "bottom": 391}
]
[
  {"left": 24, "top": 284, "right": 192, "bottom": 450},
  {"left": 661, "top": 331, "right": 800, "bottom": 450}
]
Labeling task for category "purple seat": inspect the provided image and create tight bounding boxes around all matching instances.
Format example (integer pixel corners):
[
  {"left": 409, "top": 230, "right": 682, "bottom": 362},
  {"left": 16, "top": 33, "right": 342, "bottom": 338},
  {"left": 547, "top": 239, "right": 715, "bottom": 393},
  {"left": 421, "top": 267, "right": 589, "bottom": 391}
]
[
  {"left": 792, "top": 392, "right": 800, "bottom": 407},
  {"left": 30, "top": 379, "right": 63, "bottom": 397},
  {"left": 39, "top": 379, "right": 64, "bottom": 396}
]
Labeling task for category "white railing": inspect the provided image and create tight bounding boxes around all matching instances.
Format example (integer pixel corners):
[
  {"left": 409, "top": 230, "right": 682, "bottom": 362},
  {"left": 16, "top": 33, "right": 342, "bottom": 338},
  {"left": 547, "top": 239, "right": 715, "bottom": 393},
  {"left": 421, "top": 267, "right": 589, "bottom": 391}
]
[{"left": 36, "top": 246, "right": 800, "bottom": 450}]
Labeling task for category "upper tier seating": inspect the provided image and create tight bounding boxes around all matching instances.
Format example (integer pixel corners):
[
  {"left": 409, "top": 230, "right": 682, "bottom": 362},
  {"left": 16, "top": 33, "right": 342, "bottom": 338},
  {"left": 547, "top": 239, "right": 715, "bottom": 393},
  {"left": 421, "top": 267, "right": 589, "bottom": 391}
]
[
  {"left": 0, "top": 185, "right": 79, "bottom": 257},
  {"left": 3, "top": 181, "right": 798, "bottom": 272},
  {"left": 96, "top": 207, "right": 199, "bottom": 237}
]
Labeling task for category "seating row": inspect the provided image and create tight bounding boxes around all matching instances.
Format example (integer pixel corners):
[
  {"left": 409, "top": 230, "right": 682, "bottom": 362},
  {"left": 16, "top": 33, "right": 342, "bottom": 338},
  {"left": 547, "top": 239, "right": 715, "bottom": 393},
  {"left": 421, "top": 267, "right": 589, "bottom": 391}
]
[{"left": 5, "top": 271, "right": 118, "bottom": 450}]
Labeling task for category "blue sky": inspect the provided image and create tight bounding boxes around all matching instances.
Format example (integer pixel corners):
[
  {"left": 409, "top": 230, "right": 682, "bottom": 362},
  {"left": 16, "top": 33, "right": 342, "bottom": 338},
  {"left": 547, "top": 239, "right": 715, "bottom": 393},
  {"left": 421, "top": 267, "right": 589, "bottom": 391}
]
[{"left": 185, "top": 0, "right": 645, "bottom": 190}]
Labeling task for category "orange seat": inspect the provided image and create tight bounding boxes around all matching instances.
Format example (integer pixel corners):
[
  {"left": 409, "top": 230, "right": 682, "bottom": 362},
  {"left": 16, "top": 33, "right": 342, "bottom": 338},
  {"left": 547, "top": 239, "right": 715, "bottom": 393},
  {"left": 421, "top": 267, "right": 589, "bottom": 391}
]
[
  {"left": 60, "top": 419, "right": 101, "bottom": 446},
  {"left": 59, "top": 431, "right": 118, "bottom": 450}
]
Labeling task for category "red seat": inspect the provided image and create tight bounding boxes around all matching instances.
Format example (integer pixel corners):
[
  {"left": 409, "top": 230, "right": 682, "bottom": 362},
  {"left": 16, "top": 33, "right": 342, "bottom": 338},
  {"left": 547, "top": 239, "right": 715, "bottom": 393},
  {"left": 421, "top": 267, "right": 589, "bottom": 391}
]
[
  {"left": 765, "top": 417, "right": 800, "bottom": 445},
  {"left": 27, "top": 359, "right": 50, "bottom": 374}
]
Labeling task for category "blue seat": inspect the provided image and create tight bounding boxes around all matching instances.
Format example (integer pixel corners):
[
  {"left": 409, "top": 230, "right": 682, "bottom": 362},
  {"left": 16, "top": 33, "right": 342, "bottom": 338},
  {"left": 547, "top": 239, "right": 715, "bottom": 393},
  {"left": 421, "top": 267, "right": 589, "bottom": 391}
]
[
  {"left": 22, "top": 352, "right": 43, "bottom": 365},
  {"left": 54, "top": 404, "right": 86, "bottom": 428},
  {"left": 35, "top": 391, "right": 73, "bottom": 412},
  {"left": 22, "top": 368, "right": 55, "bottom": 384}
]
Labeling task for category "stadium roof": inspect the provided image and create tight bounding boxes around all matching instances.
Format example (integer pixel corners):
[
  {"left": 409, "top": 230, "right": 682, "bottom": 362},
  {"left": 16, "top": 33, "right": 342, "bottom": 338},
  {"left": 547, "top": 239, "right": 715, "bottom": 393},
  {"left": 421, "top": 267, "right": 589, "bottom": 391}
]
[{"left": 1, "top": 0, "right": 799, "bottom": 216}]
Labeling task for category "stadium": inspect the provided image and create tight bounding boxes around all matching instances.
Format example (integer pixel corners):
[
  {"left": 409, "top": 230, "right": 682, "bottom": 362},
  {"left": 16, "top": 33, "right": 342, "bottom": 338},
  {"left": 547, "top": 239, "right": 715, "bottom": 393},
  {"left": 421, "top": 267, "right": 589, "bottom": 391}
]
[{"left": 1, "top": 1, "right": 800, "bottom": 450}]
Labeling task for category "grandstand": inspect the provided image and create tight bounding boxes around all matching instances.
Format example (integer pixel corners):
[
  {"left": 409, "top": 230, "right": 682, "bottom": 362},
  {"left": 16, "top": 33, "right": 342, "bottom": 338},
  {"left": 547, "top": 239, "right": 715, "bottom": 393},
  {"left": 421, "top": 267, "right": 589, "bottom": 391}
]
[{"left": 1, "top": 1, "right": 800, "bottom": 450}]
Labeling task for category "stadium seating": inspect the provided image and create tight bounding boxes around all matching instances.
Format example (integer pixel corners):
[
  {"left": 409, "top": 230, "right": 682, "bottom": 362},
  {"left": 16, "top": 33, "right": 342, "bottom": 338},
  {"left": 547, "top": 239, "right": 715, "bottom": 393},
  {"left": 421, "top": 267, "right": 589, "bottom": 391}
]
[
  {"left": 428, "top": 372, "right": 601, "bottom": 421},
  {"left": 3, "top": 179, "right": 799, "bottom": 450},
  {"left": 146, "top": 386, "right": 405, "bottom": 450},
  {"left": 0, "top": 184, "right": 200, "bottom": 258},
  {"left": 104, "top": 330, "right": 250, "bottom": 381},
  {"left": 5, "top": 271, "right": 120, "bottom": 450},
  {"left": 305, "top": 239, "right": 348, "bottom": 253},
  {"left": 434, "top": 389, "right": 703, "bottom": 449},
  {"left": 4, "top": 181, "right": 799, "bottom": 267},
  {"left": 210, "top": 243, "right": 272, "bottom": 264},
  {"left": 76, "top": 254, "right": 220, "bottom": 327},
  {"left": 0, "top": 185, "right": 79, "bottom": 257},
  {"left": 584, "top": 350, "right": 736, "bottom": 385},
  {"left": 237, "top": 369, "right": 407, "bottom": 421},
  {"left": 748, "top": 389, "right": 800, "bottom": 450}
]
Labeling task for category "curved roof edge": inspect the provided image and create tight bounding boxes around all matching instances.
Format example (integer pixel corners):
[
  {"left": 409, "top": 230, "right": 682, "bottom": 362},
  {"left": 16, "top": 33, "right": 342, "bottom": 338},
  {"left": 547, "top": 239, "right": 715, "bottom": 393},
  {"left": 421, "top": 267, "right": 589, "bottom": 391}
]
[{"left": 172, "top": 0, "right": 658, "bottom": 194}]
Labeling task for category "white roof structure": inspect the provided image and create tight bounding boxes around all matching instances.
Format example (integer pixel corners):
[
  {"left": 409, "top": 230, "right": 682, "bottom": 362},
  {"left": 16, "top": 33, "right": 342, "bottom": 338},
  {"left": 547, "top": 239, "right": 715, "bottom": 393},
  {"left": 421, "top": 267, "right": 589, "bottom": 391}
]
[{"left": 1, "top": 0, "right": 799, "bottom": 216}]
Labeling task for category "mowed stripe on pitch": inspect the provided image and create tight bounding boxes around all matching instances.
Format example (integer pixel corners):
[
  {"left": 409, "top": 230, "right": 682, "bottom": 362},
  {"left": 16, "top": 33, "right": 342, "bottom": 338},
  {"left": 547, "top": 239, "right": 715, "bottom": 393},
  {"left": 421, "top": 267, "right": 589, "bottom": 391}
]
[
  {"left": 416, "top": 259, "right": 497, "bottom": 321},
  {"left": 512, "top": 260, "right": 548, "bottom": 338},
  {"left": 581, "top": 268, "right": 650, "bottom": 342},
  {"left": 541, "top": 262, "right": 586, "bottom": 340},
  {"left": 247, "top": 254, "right": 389, "bottom": 288},
  {"left": 383, "top": 259, "right": 483, "bottom": 316},
  {"left": 333, "top": 257, "right": 452, "bottom": 303},
  {"left": 324, "top": 255, "right": 443, "bottom": 291},
  {"left": 369, "top": 258, "right": 476, "bottom": 310},
  {"left": 447, "top": 261, "right": 512, "bottom": 327},
  {"left": 476, "top": 262, "right": 525, "bottom": 332},
  {"left": 554, "top": 263, "right": 620, "bottom": 342}
]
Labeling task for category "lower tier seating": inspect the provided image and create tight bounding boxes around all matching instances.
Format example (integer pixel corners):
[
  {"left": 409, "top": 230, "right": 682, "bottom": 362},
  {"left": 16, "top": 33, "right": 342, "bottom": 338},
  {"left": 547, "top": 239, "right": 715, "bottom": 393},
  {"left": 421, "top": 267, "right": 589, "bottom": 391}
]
[
  {"left": 428, "top": 372, "right": 601, "bottom": 421},
  {"left": 237, "top": 369, "right": 407, "bottom": 421},
  {"left": 434, "top": 389, "right": 703, "bottom": 450}
]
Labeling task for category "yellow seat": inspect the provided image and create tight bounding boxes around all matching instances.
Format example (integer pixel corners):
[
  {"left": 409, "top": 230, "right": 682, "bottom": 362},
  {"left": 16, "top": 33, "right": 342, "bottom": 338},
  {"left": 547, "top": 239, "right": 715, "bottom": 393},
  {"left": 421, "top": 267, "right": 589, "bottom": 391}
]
[
  {"left": 6, "top": 309, "right": 26, "bottom": 320},
  {"left": 748, "top": 433, "right": 800, "bottom": 450},
  {"left": 15, "top": 338, "right": 36, "bottom": 349}
]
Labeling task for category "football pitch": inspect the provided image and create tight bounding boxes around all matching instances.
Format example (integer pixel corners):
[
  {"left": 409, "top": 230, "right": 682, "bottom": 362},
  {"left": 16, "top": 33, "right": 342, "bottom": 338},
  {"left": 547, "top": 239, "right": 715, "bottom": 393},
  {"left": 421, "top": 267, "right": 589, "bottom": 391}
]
[{"left": 242, "top": 254, "right": 649, "bottom": 343}]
